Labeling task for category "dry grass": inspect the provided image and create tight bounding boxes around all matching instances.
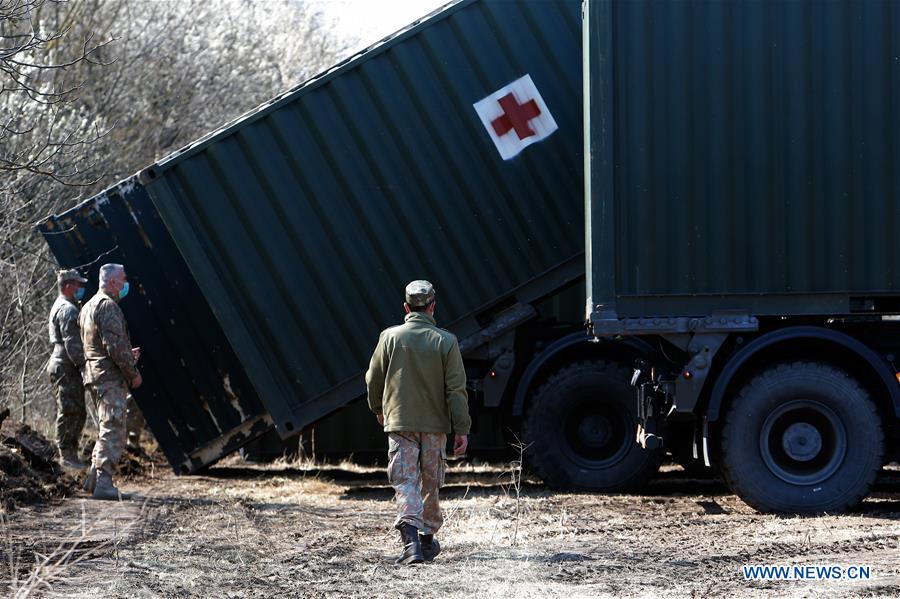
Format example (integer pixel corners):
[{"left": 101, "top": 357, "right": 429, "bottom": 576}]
[
  {"left": 1, "top": 463, "right": 898, "bottom": 598},
  {"left": 1, "top": 500, "right": 145, "bottom": 597}
]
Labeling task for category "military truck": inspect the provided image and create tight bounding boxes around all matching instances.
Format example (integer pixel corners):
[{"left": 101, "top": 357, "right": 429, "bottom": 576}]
[
  {"left": 41, "top": 0, "right": 642, "bottom": 479},
  {"left": 43, "top": 0, "right": 899, "bottom": 514},
  {"left": 581, "top": 0, "right": 900, "bottom": 513}
]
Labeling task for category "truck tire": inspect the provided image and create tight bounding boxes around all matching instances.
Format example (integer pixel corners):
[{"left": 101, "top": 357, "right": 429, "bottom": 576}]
[
  {"left": 523, "top": 361, "right": 662, "bottom": 491},
  {"left": 720, "top": 362, "right": 884, "bottom": 514}
]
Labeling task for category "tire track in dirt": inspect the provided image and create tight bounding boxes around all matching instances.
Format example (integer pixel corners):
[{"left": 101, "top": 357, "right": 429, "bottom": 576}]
[{"left": 4, "top": 464, "right": 898, "bottom": 597}]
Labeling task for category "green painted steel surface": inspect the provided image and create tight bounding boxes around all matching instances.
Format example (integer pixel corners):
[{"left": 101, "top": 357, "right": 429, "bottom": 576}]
[
  {"left": 587, "top": 0, "right": 900, "bottom": 319},
  {"left": 38, "top": 179, "right": 273, "bottom": 473},
  {"left": 142, "top": 0, "right": 584, "bottom": 435}
]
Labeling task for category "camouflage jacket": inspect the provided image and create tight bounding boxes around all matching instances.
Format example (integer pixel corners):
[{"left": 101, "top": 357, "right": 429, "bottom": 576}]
[
  {"left": 48, "top": 294, "right": 85, "bottom": 369},
  {"left": 79, "top": 290, "right": 139, "bottom": 385},
  {"left": 366, "top": 312, "right": 471, "bottom": 435}
]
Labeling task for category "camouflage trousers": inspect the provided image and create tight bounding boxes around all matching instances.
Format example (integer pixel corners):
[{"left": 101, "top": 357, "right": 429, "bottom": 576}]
[
  {"left": 47, "top": 360, "right": 85, "bottom": 452},
  {"left": 126, "top": 395, "right": 145, "bottom": 449},
  {"left": 387, "top": 432, "right": 447, "bottom": 534},
  {"left": 87, "top": 379, "right": 128, "bottom": 476}
]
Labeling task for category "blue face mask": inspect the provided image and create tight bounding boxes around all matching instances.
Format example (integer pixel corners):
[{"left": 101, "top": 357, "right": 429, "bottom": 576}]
[
  {"left": 118, "top": 281, "right": 130, "bottom": 300},
  {"left": 74, "top": 287, "right": 86, "bottom": 301}
]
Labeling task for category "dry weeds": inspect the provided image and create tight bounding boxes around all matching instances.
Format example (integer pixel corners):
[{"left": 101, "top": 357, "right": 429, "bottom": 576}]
[
  {"left": 0, "top": 462, "right": 897, "bottom": 598},
  {"left": 2, "top": 499, "right": 145, "bottom": 598}
]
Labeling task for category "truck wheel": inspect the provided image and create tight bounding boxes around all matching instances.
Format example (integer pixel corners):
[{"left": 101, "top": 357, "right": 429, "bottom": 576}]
[
  {"left": 523, "top": 361, "right": 662, "bottom": 491},
  {"left": 720, "top": 362, "right": 884, "bottom": 514}
]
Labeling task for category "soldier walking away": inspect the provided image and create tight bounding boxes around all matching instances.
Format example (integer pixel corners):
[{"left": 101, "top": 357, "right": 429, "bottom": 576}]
[
  {"left": 79, "top": 263, "right": 143, "bottom": 500},
  {"left": 366, "top": 280, "right": 471, "bottom": 565},
  {"left": 47, "top": 269, "right": 88, "bottom": 470}
]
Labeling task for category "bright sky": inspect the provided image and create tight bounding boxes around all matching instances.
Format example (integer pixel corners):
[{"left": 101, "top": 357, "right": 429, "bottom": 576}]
[{"left": 313, "top": 0, "right": 451, "bottom": 52}]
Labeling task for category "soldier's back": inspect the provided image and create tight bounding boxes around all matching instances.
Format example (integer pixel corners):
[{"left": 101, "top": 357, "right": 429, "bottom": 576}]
[
  {"left": 386, "top": 317, "right": 455, "bottom": 356},
  {"left": 80, "top": 292, "right": 127, "bottom": 385},
  {"left": 80, "top": 292, "right": 107, "bottom": 337}
]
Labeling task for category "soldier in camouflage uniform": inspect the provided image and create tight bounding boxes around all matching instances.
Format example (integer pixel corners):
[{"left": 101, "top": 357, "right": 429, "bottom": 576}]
[
  {"left": 79, "top": 263, "right": 142, "bottom": 500},
  {"left": 47, "top": 269, "right": 89, "bottom": 469},
  {"left": 366, "top": 280, "right": 471, "bottom": 564}
]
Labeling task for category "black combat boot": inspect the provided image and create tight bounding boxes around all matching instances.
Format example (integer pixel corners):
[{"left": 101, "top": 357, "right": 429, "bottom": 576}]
[
  {"left": 92, "top": 472, "right": 130, "bottom": 501},
  {"left": 395, "top": 523, "right": 425, "bottom": 565},
  {"left": 419, "top": 533, "right": 441, "bottom": 562}
]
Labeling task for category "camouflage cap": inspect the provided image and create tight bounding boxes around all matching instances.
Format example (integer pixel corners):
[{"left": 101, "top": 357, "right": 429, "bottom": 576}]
[
  {"left": 57, "top": 268, "right": 87, "bottom": 284},
  {"left": 405, "top": 280, "right": 435, "bottom": 307}
]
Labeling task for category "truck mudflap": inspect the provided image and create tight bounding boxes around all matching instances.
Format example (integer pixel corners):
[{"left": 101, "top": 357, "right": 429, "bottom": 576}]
[{"left": 37, "top": 177, "right": 273, "bottom": 473}]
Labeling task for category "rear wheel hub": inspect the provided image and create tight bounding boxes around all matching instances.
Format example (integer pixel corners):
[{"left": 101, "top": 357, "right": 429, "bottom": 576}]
[
  {"left": 564, "top": 401, "right": 630, "bottom": 468},
  {"left": 760, "top": 399, "right": 847, "bottom": 486}
]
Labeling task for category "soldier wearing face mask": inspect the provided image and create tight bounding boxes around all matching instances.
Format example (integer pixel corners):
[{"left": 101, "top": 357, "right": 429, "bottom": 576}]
[
  {"left": 47, "top": 268, "right": 89, "bottom": 470},
  {"left": 79, "top": 263, "right": 142, "bottom": 500}
]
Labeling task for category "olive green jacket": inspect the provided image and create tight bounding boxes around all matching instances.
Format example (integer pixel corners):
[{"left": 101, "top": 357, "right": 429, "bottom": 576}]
[{"left": 366, "top": 312, "right": 471, "bottom": 435}]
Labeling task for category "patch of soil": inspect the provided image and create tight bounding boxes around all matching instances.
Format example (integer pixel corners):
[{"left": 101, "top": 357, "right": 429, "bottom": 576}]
[
  {"left": 118, "top": 445, "right": 165, "bottom": 478},
  {"left": 3, "top": 463, "right": 895, "bottom": 597},
  {"left": 0, "top": 412, "right": 78, "bottom": 512}
]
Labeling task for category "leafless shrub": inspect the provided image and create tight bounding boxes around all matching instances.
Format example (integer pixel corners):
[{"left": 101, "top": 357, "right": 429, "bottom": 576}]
[{"left": 507, "top": 436, "right": 531, "bottom": 546}]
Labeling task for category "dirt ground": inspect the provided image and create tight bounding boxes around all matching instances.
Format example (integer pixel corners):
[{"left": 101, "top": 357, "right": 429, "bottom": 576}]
[
  {"left": 0, "top": 415, "right": 79, "bottom": 512},
  {"left": 2, "top": 460, "right": 898, "bottom": 598}
]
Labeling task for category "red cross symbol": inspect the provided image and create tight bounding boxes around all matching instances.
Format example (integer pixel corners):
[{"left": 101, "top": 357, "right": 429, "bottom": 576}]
[{"left": 490, "top": 93, "right": 541, "bottom": 140}]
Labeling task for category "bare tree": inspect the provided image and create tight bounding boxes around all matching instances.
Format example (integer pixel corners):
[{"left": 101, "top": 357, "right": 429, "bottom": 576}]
[
  {"left": 1, "top": 0, "right": 117, "bottom": 424},
  {"left": 0, "top": 0, "right": 349, "bottom": 432},
  {"left": 1, "top": 0, "right": 114, "bottom": 186}
]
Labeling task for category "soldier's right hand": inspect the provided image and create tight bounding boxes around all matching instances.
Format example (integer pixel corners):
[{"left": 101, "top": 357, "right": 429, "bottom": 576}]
[
  {"left": 453, "top": 434, "right": 468, "bottom": 456},
  {"left": 131, "top": 373, "right": 143, "bottom": 389}
]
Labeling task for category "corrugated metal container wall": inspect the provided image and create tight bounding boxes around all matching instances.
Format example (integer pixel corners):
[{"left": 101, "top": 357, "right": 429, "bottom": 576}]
[
  {"left": 587, "top": 0, "right": 900, "bottom": 319},
  {"left": 37, "top": 179, "right": 272, "bottom": 473},
  {"left": 141, "top": 0, "right": 584, "bottom": 435}
]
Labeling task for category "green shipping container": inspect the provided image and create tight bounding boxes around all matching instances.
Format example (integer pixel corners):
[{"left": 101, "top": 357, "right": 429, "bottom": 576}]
[
  {"left": 586, "top": 0, "right": 900, "bottom": 329},
  {"left": 140, "top": 0, "right": 585, "bottom": 437}
]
